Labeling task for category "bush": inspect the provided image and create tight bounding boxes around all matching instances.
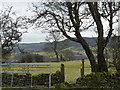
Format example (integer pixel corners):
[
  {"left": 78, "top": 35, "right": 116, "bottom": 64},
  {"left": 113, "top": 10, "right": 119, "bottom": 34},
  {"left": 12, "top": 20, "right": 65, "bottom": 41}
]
[
  {"left": 2, "top": 73, "right": 12, "bottom": 87},
  {"left": 61, "top": 49, "right": 75, "bottom": 61},
  {"left": 34, "top": 54, "right": 43, "bottom": 62},
  {"left": 76, "top": 72, "right": 120, "bottom": 89},
  {"left": 54, "top": 83, "right": 67, "bottom": 89},
  {"left": 2, "top": 71, "right": 62, "bottom": 87},
  {"left": 19, "top": 53, "right": 44, "bottom": 63},
  {"left": 20, "top": 53, "right": 33, "bottom": 63}
]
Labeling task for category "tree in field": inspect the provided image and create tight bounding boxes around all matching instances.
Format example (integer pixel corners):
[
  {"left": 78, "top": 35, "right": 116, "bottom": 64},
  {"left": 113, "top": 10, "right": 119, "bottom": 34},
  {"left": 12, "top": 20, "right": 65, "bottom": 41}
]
[
  {"left": 27, "top": 2, "right": 120, "bottom": 72},
  {"left": 45, "top": 30, "right": 63, "bottom": 60},
  {"left": 0, "top": 7, "right": 27, "bottom": 61}
]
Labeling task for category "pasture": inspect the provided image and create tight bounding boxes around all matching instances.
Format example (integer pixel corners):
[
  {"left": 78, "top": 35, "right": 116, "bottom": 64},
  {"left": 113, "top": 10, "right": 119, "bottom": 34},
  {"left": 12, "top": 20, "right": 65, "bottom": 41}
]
[{"left": 46, "top": 60, "right": 91, "bottom": 83}]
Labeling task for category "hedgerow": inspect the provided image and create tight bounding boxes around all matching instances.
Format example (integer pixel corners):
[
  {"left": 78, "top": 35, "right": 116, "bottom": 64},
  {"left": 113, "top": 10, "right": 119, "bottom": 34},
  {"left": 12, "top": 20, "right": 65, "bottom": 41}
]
[
  {"left": 76, "top": 72, "right": 120, "bottom": 89},
  {"left": 2, "top": 70, "right": 62, "bottom": 87}
]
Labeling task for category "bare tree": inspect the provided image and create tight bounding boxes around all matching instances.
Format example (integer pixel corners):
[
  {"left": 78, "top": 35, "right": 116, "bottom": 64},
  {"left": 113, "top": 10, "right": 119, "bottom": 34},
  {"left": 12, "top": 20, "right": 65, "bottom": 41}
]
[
  {"left": 27, "top": 2, "right": 120, "bottom": 72},
  {"left": 0, "top": 7, "right": 27, "bottom": 61},
  {"left": 45, "top": 30, "right": 64, "bottom": 60}
]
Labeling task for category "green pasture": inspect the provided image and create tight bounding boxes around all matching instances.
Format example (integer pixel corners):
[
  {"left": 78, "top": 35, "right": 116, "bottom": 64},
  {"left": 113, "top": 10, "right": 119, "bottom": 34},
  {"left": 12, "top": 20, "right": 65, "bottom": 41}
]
[{"left": 45, "top": 60, "right": 91, "bottom": 83}]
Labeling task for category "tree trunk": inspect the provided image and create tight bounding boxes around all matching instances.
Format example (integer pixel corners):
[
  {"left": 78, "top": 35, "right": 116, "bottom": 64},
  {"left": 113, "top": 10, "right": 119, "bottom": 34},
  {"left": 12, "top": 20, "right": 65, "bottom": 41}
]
[
  {"left": 53, "top": 41, "right": 59, "bottom": 61},
  {"left": 88, "top": 2, "right": 108, "bottom": 72},
  {"left": 97, "top": 46, "right": 108, "bottom": 72},
  {"left": 77, "top": 38, "right": 98, "bottom": 72},
  {"left": 54, "top": 50, "right": 59, "bottom": 60}
]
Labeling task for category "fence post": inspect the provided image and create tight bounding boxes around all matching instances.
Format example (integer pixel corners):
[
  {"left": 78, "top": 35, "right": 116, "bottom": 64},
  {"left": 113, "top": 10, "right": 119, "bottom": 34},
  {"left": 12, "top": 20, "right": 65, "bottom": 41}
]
[
  {"left": 80, "top": 59, "right": 84, "bottom": 77},
  {"left": 27, "top": 65, "right": 29, "bottom": 73},
  {"left": 49, "top": 65, "right": 51, "bottom": 88},
  {"left": 11, "top": 73, "right": 14, "bottom": 87},
  {"left": 30, "top": 74, "right": 32, "bottom": 88},
  {"left": 61, "top": 64, "right": 65, "bottom": 83}
]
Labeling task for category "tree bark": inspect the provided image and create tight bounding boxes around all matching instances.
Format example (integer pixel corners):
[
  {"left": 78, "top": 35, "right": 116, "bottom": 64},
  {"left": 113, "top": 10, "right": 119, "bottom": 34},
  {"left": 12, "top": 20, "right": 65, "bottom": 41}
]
[
  {"left": 97, "top": 46, "right": 108, "bottom": 72},
  {"left": 77, "top": 36, "right": 98, "bottom": 72},
  {"left": 88, "top": 2, "right": 108, "bottom": 72}
]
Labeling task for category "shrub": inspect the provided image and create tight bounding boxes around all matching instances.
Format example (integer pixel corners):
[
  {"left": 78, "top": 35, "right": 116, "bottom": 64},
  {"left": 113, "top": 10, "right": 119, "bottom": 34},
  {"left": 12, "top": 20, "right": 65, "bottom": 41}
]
[
  {"left": 34, "top": 54, "right": 43, "bottom": 62},
  {"left": 54, "top": 83, "right": 67, "bottom": 89},
  {"left": 2, "top": 73, "right": 12, "bottom": 87},
  {"left": 20, "top": 53, "right": 33, "bottom": 63},
  {"left": 19, "top": 53, "right": 44, "bottom": 63},
  {"left": 61, "top": 49, "right": 75, "bottom": 61},
  {"left": 76, "top": 72, "right": 120, "bottom": 89}
]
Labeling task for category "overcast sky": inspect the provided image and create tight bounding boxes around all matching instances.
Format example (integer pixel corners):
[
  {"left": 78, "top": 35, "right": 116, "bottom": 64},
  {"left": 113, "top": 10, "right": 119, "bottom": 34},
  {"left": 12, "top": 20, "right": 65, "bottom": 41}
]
[
  {"left": 0, "top": 1, "right": 119, "bottom": 43},
  {"left": 1, "top": 2, "right": 50, "bottom": 43}
]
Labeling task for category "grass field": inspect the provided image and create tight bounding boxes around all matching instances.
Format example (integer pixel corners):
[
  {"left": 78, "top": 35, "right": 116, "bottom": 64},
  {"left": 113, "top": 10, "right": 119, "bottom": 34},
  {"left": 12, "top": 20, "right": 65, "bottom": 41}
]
[{"left": 23, "top": 60, "right": 91, "bottom": 83}]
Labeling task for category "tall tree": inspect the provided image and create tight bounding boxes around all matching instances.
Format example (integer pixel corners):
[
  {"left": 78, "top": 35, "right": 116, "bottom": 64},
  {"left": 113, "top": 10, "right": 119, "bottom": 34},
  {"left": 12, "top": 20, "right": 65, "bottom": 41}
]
[
  {"left": 87, "top": 2, "right": 119, "bottom": 72},
  {"left": 27, "top": 2, "right": 120, "bottom": 72}
]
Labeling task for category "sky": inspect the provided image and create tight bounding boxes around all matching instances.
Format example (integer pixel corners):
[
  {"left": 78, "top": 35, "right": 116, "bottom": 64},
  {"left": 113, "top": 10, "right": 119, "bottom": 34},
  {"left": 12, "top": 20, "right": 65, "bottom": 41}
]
[
  {"left": 1, "top": 2, "right": 49, "bottom": 43},
  {"left": 0, "top": 1, "right": 119, "bottom": 43}
]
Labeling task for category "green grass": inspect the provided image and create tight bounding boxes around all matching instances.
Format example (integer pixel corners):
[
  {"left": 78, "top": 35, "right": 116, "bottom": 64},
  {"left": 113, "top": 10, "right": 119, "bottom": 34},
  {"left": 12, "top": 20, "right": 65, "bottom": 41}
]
[{"left": 24, "top": 60, "right": 91, "bottom": 83}]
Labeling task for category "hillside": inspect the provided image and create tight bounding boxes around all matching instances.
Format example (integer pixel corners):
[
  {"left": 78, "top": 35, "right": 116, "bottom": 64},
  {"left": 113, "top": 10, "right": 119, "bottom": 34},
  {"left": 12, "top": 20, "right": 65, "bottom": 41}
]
[
  {"left": 17, "top": 36, "right": 120, "bottom": 52},
  {"left": 18, "top": 42, "right": 47, "bottom": 52},
  {"left": 18, "top": 37, "right": 98, "bottom": 52}
]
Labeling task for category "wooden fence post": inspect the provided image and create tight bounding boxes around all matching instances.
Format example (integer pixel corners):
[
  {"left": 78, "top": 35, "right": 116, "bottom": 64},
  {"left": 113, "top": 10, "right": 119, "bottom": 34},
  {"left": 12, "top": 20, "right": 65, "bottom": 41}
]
[
  {"left": 80, "top": 59, "right": 84, "bottom": 77},
  {"left": 61, "top": 64, "right": 65, "bottom": 83},
  {"left": 27, "top": 65, "right": 29, "bottom": 73}
]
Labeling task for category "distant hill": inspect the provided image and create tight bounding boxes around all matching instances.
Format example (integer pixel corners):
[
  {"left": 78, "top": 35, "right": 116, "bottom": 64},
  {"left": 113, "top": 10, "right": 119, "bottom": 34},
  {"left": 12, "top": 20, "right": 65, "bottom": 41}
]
[
  {"left": 18, "top": 37, "right": 98, "bottom": 52},
  {"left": 61, "top": 37, "right": 97, "bottom": 49},
  {"left": 17, "top": 36, "right": 120, "bottom": 52},
  {"left": 18, "top": 42, "right": 47, "bottom": 52}
]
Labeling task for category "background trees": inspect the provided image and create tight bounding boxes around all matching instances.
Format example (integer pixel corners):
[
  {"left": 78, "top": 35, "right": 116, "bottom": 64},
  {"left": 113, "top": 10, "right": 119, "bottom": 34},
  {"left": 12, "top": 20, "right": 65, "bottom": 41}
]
[{"left": 27, "top": 2, "right": 120, "bottom": 72}]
